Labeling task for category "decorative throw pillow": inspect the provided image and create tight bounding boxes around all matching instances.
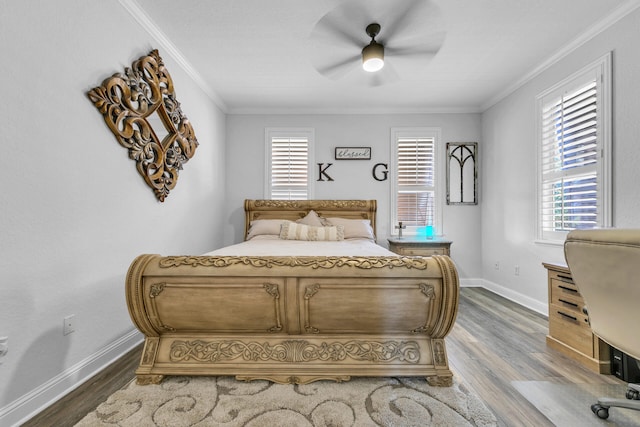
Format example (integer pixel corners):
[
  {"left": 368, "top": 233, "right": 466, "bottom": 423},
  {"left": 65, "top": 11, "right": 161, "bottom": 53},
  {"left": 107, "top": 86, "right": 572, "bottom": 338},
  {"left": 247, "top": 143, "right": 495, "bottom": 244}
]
[
  {"left": 279, "top": 221, "right": 344, "bottom": 241},
  {"left": 323, "top": 218, "right": 375, "bottom": 240},
  {"left": 296, "top": 210, "right": 325, "bottom": 227},
  {"left": 246, "top": 219, "right": 285, "bottom": 240}
]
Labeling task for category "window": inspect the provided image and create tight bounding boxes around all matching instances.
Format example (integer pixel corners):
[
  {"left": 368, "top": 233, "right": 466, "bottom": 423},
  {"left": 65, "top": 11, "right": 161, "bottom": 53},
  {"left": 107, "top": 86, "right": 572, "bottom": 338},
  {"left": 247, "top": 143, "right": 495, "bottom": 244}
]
[
  {"left": 264, "top": 128, "right": 314, "bottom": 200},
  {"left": 537, "top": 53, "right": 611, "bottom": 242},
  {"left": 390, "top": 128, "right": 442, "bottom": 236}
]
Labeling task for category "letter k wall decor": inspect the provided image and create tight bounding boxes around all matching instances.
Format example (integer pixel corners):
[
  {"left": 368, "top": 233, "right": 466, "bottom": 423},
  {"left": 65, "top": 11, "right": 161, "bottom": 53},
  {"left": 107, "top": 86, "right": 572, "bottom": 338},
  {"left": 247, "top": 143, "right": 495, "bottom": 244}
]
[{"left": 88, "top": 49, "right": 199, "bottom": 202}]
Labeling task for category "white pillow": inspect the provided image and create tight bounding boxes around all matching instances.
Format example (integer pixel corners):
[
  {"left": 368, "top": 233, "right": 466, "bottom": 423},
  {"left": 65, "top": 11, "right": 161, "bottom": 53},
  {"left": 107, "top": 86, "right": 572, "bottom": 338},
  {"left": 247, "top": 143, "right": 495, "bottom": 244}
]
[
  {"left": 296, "top": 210, "right": 325, "bottom": 227},
  {"left": 323, "top": 218, "right": 375, "bottom": 240},
  {"left": 280, "top": 221, "right": 344, "bottom": 241},
  {"left": 247, "top": 219, "right": 285, "bottom": 240}
]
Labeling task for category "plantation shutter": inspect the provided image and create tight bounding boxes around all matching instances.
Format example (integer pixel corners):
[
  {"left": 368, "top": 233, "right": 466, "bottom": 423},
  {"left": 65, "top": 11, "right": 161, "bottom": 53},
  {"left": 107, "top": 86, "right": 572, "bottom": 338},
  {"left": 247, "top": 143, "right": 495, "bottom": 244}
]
[
  {"left": 540, "top": 80, "right": 598, "bottom": 235},
  {"left": 270, "top": 137, "right": 309, "bottom": 200},
  {"left": 397, "top": 137, "right": 435, "bottom": 226}
]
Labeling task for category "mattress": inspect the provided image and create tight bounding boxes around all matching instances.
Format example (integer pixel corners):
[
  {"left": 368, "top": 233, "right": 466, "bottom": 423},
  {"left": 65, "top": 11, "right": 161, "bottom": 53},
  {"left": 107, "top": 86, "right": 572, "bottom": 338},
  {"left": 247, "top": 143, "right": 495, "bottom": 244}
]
[{"left": 204, "top": 236, "right": 397, "bottom": 257}]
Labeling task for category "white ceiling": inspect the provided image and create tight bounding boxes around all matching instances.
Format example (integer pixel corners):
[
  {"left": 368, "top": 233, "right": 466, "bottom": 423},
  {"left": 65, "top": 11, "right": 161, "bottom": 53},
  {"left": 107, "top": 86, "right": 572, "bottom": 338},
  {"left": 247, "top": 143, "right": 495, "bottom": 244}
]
[{"left": 127, "top": 0, "right": 636, "bottom": 114}]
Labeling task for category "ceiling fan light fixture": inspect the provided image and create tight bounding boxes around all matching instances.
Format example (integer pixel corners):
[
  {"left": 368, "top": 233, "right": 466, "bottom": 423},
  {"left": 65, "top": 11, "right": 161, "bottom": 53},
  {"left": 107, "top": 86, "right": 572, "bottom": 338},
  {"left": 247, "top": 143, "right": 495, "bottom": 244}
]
[{"left": 362, "top": 41, "right": 384, "bottom": 72}]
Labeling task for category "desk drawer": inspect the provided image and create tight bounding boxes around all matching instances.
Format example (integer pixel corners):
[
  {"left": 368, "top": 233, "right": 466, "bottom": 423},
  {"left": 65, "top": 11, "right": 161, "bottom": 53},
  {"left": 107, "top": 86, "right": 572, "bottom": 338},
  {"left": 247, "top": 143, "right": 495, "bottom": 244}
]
[
  {"left": 548, "top": 269, "right": 578, "bottom": 289},
  {"left": 549, "top": 302, "right": 592, "bottom": 355},
  {"left": 550, "top": 279, "right": 585, "bottom": 315},
  {"left": 544, "top": 262, "right": 609, "bottom": 372}
]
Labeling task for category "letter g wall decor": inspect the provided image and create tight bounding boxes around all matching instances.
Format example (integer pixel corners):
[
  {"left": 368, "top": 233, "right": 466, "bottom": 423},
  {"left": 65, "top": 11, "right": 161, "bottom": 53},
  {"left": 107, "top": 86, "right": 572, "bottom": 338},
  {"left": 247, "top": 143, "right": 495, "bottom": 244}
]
[{"left": 88, "top": 49, "right": 198, "bottom": 202}]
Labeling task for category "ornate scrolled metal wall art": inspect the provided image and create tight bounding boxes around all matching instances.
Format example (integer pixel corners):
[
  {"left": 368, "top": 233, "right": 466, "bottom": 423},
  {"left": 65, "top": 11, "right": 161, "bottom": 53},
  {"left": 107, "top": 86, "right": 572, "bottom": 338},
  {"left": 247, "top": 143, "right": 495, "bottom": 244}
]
[{"left": 87, "top": 49, "right": 198, "bottom": 202}]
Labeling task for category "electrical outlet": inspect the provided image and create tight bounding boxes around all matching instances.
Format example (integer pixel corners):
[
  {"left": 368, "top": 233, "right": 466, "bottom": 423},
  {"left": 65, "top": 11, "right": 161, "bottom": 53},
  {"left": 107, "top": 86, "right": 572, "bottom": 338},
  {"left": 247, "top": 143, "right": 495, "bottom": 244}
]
[
  {"left": 494, "top": 261, "right": 500, "bottom": 270},
  {"left": 63, "top": 315, "right": 75, "bottom": 335},
  {"left": 0, "top": 337, "right": 8, "bottom": 362},
  {"left": 515, "top": 265, "right": 520, "bottom": 276}
]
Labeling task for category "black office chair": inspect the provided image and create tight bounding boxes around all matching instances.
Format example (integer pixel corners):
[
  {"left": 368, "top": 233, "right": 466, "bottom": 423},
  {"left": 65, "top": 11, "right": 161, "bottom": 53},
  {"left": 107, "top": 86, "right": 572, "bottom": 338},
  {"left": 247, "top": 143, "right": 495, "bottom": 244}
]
[{"left": 564, "top": 229, "right": 640, "bottom": 419}]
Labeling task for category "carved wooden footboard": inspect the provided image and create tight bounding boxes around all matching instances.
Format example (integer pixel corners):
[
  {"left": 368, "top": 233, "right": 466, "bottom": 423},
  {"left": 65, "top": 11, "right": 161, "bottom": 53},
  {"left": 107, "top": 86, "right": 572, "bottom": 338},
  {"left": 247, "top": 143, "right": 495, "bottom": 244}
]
[{"left": 126, "top": 253, "right": 459, "bottom": 385}]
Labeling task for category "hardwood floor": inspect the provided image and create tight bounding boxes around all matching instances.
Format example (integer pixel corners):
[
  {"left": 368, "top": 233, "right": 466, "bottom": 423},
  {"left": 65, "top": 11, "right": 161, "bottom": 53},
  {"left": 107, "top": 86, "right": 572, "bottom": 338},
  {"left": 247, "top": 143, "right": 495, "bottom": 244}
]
[
  {"left": 448, "top": 287, "right": 626, "bottom": 427},
  {"left": 22, "top": 287, "right": 628, "bottom": 426}
]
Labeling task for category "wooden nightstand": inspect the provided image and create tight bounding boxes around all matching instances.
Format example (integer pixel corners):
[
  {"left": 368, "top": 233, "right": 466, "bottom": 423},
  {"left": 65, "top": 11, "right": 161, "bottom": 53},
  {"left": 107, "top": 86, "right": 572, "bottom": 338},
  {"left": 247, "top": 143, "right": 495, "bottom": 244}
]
[
  {"left": 387, "top": 236, "right": 452, "bottom": 256},
  {"left": 543, "top": 262, "right": 610, "bottom": 374}
]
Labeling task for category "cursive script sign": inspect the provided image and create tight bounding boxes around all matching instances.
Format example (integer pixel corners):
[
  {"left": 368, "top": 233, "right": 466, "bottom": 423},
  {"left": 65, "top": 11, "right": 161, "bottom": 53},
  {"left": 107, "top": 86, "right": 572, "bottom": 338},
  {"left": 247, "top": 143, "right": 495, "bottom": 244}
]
[{"left": 335, "top": 147, "right": 371, "bottom": 160}]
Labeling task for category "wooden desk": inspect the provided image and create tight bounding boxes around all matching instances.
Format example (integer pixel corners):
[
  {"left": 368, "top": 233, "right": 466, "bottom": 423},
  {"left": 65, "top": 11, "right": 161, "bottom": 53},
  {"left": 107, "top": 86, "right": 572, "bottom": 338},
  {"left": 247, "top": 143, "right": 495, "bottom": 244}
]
[
  {"left": 387, "top": 236, "right": 452, "bottom": 257},
  {"left": 543, "top": 262, "right": 610, "bottom": 374}
]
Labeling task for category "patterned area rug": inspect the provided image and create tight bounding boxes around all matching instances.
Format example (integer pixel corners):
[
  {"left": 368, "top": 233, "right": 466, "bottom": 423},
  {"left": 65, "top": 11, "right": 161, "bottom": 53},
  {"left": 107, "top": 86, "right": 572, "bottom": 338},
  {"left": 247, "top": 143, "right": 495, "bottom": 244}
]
[{"left": 76, "top": 375, "right": 497, "bottom": 426}]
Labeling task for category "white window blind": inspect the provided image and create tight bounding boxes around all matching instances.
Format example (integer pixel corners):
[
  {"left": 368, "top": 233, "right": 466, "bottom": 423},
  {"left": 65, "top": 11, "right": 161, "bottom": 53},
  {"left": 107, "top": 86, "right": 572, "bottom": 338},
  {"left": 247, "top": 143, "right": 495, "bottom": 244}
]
[
  {"left": 396, "top": 137, "right": 436, "bottom": 228},
  {"left": 541, "top": 81, "right": 597, "bottom": 232},
  {"left": 265, "top": 129, "right": 313, "bottom": 200},
  {"left": 537, "top": 53, "right": 611, "bottom": 242}
]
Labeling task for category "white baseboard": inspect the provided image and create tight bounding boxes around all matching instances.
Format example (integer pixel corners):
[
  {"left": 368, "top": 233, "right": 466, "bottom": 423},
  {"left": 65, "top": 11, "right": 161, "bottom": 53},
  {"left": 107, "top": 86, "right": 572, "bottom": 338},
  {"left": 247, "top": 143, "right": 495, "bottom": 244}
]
[
  {"left": 0, "top": 329, "right": 143, "bottom": 427},
  {"left": 459, "top": 278, "right": 484, "bottom": 288},
  {"left": 480, "top": 279, "right": 548, "bottom": 316}
]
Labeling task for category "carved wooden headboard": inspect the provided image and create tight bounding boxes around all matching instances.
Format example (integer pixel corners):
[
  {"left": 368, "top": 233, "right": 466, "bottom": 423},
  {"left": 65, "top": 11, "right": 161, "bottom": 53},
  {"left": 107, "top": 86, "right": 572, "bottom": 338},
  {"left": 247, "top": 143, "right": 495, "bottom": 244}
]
[{"left": 244, "top": 199, "right": 377, "bottom": 240}]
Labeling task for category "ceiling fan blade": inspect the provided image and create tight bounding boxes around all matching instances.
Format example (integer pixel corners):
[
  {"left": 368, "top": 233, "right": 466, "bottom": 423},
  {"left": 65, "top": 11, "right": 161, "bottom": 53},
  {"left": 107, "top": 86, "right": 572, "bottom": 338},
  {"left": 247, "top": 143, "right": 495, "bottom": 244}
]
[
  {"left": 366, "top": 62, "right": 400, "bottom": 87},
  {"left": 310, "top": 2, "right": 367, "bottom": 49},
  {"left": 385, "top": 30, "right": 446, "bottom": 57},
  {"left": 379, "top": 0, "right": 430, "bottom": 41},
  {"left": 386, "top": 45, "right": 438, "bottom": 58},
  {"left": 312, "top": 21, "right": 361, "bottom": 49},
  {"left": 314, "top": 54, "right": 361, "bottom": 80}
]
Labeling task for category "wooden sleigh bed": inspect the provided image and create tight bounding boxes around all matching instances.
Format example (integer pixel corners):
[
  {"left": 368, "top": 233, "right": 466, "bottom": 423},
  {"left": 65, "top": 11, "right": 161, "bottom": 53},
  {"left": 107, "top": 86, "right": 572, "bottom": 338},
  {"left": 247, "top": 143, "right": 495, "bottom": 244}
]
[{"left": 126, "top": 199, "right": 459, "bottom": 386}]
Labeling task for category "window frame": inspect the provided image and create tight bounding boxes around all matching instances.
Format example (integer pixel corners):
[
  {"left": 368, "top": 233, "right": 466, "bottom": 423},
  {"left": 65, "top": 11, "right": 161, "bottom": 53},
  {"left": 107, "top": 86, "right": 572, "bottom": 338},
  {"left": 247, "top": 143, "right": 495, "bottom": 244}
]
[
  {"left": 264, "top": 127, "right": 315, "bottom": 200},
  {"left": 389, "top": 127, "right": 443, "bottom": 237},
  {"left": 535, "top": 53, "right": 612, "bottom": 244}
]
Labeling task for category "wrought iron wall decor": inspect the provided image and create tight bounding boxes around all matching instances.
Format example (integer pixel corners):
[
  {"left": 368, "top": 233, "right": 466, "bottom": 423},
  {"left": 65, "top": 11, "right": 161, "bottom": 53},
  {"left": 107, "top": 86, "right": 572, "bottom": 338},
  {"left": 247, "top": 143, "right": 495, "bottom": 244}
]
[
  {"left": 446, "top": 142, "right": 477, "bottom": 205},
  {"left": 88, "top": 49, "right": 198, "bottom": 202}
]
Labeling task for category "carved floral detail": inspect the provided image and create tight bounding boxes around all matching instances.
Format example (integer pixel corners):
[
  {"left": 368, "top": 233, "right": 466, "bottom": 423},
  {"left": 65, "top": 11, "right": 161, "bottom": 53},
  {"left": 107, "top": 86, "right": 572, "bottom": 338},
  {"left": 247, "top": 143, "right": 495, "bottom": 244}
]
[
  {"left": 412, "top": 283, "right": 436, "bottom": 334},
  {"left": 149, "top": 283, "right": 165, "bottom": 298},
  {"left": 426, "top": 375, "right": 453, "bottom": 387},
  {"left": 419, "top": 283, "right": 435, "bottom": 298},
  {"left": 263, "top": 283, "right": 279, "bottom": 299},
  {"left": 304, "top": 284, "right": 321, "bottom": 333},
  {"left": 434, "top": 340, "right": 446, "bottom": 365},
  {"left": 304, "top": 284, "right": 320, "bottom": 299},
  {"left": 158, "top": 256, "right": 429, "bottom": 270},
  {"left": 252, "top": 200, "right": 307, "bottom": 209},
  {"left": 263, "top": 283, "right": 282, "bottom": 332},
  {"left": 251, "top": 200, "right": 368, "bottom": 209},
  {"left": 142, "top": 339, "right": 158, "bottom": 365},
  {"left": 136, "top": 374, "right": 164, "bottom": 385},
  {"left": 169, "top": 339, "right": 420, "bottom": 364},
  {"left": 87, "top": 49, "right": 198, "bottom": 202}
]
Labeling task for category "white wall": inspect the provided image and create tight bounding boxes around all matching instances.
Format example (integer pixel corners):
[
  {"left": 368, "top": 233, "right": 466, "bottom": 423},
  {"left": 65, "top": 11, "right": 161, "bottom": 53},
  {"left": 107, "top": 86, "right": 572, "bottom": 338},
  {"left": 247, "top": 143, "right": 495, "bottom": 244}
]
[
  {"left": 224, "top": 113, "right": 483, "bottom": 280},
  {"left": 480, "top": 8, "right": 640, "bottom": 313},
  {"left": 0, "top": 1, "right": 226, "bottom": 424}
]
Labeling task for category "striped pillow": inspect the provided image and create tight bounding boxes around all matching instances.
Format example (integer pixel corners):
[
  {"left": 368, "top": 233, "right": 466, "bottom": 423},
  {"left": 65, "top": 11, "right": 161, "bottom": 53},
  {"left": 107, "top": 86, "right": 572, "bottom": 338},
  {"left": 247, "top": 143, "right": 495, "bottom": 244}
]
[{"left": 279, "top": 221, "right": 344, "bottom": 241}]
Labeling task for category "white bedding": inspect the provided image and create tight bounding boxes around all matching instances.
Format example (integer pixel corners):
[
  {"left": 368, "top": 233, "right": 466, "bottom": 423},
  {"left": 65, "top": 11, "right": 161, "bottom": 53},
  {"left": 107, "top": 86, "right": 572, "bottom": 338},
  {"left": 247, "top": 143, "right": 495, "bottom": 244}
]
[{"left": 204, "top": 236, "right": 397, "bottom": 257}]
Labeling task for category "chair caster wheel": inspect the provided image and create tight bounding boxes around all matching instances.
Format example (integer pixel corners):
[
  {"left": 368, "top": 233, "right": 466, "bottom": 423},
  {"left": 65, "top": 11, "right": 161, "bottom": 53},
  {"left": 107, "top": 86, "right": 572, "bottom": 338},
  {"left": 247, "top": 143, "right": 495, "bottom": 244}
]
[
  {"left": 591, "top": 404, "right": 609, "bottom": 419},
  {"left": 626, "top": 389, "right": 639, "bottom": 400}
]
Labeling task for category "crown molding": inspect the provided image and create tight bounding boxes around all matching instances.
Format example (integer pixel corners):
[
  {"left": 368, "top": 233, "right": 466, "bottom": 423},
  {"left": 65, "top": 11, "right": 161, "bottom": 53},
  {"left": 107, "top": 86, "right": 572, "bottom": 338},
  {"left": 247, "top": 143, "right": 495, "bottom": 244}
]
[
  {"left": 481, "top": 0, "right": 640, "bottom": 112},
  {"left": 227, "top": 105, "right": 483, "bottom": 115},
  {"left": 118, "top": 0, "right": 228, "bottom": 113}
]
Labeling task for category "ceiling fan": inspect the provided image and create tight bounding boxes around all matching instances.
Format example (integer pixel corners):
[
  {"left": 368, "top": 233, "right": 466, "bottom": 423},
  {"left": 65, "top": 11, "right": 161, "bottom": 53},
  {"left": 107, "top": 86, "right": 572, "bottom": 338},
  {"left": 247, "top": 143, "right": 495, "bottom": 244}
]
[
  {"left": 362, "top": 23, "right": 385, "bottom": 72},
  {"left": 309, "top": 0, "right": 446, "bottom": 86}
]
